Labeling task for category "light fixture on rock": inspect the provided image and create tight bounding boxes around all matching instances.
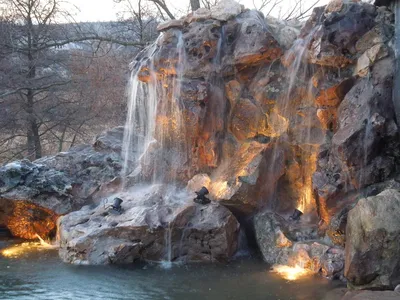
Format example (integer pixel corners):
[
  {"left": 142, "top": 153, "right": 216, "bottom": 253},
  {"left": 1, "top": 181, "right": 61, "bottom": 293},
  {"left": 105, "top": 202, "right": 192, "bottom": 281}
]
[
  {"left": 111, "top": 197, "right": 124, "bottom": 214},
  {"left": 193, "top": 186, "right": 211, "bottom": 205},
  {"left": 289, "top": 208, "right": 303, "bottom": 221}
]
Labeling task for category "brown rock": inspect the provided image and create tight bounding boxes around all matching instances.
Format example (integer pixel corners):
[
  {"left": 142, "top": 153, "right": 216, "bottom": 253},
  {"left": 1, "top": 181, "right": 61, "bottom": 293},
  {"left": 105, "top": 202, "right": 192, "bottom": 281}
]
[
  {"left": 157, "top": 19, "right": 183, "bottom": 32},
  {"left": 230, "top": 98, "right": 268, "bottom": 141},
  {"left": 225, "top": 80, "right": 241, "bottom": 106}
]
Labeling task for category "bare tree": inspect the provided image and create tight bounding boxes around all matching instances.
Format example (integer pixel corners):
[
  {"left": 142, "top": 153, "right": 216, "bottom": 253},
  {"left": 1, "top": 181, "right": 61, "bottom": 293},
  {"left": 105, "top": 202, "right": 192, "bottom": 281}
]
[
  {"left": 0, "top": 0, "right": 137, "bottom": 161},
  {"left": 114, "top": 0, "right": 158, "bottom": 44},
  {"left": 190, "top": 0, "right": 201, "bottom": 11},
  {"left": 253, "top": 0, "right": 320, "bottom": 19}
]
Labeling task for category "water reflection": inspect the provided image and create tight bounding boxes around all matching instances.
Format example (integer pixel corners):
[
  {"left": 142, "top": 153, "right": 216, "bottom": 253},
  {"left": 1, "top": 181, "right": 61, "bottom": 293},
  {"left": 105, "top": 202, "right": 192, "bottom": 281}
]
[{"left": 0, "top": 240, "right": 342, "bottom": 300}]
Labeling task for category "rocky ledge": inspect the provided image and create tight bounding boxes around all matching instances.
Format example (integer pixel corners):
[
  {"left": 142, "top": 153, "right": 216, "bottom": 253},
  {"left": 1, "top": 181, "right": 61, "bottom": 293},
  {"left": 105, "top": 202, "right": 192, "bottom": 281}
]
[
  {"left": 0, "top": 127, "right": 124, "bottom": 239},
  {"left": 59, "top": 184, "right": 239, "bottom": 265}
]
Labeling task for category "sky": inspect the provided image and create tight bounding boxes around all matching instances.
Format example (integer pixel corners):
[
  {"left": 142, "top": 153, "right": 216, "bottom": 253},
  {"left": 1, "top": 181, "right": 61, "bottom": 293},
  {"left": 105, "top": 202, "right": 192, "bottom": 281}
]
[{"left": 67, "top": 0, "right": 330, "bottom": 22}]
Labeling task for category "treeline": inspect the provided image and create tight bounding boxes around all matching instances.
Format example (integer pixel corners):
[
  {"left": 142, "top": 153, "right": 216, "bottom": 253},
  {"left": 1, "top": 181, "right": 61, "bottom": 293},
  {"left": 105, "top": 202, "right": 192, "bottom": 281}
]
[{"left": 0, "top": 0, "right": 158, "bottom": 163}]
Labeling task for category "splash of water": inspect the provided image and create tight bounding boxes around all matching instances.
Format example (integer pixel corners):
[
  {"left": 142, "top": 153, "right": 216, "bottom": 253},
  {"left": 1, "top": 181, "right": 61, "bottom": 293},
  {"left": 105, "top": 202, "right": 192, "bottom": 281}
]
[{"left": 163, "top": 222, "right": 173, "bottom": 268}]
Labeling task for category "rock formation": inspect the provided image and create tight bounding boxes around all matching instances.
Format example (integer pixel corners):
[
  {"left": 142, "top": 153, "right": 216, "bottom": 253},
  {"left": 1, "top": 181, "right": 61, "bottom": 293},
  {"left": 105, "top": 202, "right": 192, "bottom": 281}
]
[
  {"left": 59, "top": 184, "right": 239, "bottom": 264},
  {"left": 0, "top": 128, "right": 124, "bottom": 239},
  {"left": 345, "top": 189, "right": 400, "bottom": 290},
  {"left": 0, "top": 0, "right": 400, "bottom": 291}
]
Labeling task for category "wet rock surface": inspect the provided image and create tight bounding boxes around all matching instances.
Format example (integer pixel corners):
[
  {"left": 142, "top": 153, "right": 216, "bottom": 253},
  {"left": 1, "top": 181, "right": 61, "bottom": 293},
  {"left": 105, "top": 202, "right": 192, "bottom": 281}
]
[
  {"left": 1, "top": 0, "right": 400, "bottom": 283},
  {"left": 344, "top": 189, "right": 400, "bottom": 290},
  {"left": 254, "top": 210, "right": 345, "bottom": 279},
  {"left": 59, "top": 185, "right": 239, "bottom": 265},
  {"left": 133, "top": 0, "right": 399, "bottom": 220}
]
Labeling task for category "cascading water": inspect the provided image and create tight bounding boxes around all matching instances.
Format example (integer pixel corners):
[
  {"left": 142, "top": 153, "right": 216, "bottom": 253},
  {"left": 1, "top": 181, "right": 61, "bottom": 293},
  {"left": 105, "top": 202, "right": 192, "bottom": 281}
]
[
  {"left": 121, "top": 42, "right": 159, "bottom": 184},
  {"left": 119, "top": 7, "right": 333, "bottom": 267},
  {"left": 267, "top": 27, "right": 320, "bottom": 218},
  {"left": 121, "top": 31, "right": 190, "bottom": 266},
  {"left": 121, "top": 31, "right": 189, "bottom": 186}
]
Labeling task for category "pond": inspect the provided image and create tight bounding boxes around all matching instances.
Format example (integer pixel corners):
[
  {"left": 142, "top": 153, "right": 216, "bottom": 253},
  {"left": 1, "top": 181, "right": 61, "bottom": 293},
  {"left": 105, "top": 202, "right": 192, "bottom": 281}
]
[{"left": 0, "top": 239, "right": 343, "bottom": 300}]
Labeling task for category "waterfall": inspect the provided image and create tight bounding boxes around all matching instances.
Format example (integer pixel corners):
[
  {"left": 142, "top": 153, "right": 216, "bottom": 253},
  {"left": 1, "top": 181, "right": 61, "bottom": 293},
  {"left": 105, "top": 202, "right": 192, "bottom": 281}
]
[
  {"left": 121, "top": 42, "right": 159, "bottom": 184},
  {"left": 268, "top": 27, "right": 320, "bottom": 217},
  {"left": 121, "top": 32, "right": 188, "bottom": 186}
]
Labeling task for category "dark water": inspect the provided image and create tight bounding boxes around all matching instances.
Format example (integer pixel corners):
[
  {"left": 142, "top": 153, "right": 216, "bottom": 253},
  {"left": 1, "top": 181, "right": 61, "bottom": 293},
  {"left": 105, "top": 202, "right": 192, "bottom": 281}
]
[{"left": 0, "top": 240, "right": 342, "bottom": 300}]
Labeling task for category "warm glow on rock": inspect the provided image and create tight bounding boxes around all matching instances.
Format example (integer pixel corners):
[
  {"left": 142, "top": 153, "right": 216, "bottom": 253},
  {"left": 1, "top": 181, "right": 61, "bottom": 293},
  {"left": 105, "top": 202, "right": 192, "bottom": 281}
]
[
  {"left": 265, "top": 108, "right": 289, "bottom": 137},
  {"left": 1, "top": 234, "right": 57, "bottom": 258},
  {"left": 272, "top": 264, "right": 312, "bottom": 281},
  {"left": 210, "top": 181, "right": 229, "bottom": 198},
  {"left": 6, "top": 201, "right": 58, "bottom": 240},
  {"left": 295, "top": 151, "right": 318, "bottom": 215}
]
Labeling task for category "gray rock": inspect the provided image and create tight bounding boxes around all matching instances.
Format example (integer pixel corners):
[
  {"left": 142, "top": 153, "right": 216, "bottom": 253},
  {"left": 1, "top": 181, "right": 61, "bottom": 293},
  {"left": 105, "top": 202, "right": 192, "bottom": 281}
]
[
  {"left": 323, "top": 289, "right": 400, "bottom": 300},
  {"left": 345, "top": 189, "right": 400, "bottom": 290},
  {"left": 210, "top": 0, "right": 243, "bottom": 21},
  {"left": 184, "top": 8, "right": 212, "bottom": 24},
  {"left": 0, "top": 128, "right": 124, "bottom": 239},
  {"left": 59, "top": 184, "right": 240, "bottom": 265},
  {"left": 254, "top": 211, "right": 293, "bottom": 265},
  {"left": 265, "top": 16, "right": 302, "bottom": 49},
  {"left": 0, "top": 160, "right": 73, "bottom": 214},
  {"left": 93, "top": 126, "right": 125, "bottom": 154},
  {"left": 304, "top": 3, "right": 378, "bottom": 67}
]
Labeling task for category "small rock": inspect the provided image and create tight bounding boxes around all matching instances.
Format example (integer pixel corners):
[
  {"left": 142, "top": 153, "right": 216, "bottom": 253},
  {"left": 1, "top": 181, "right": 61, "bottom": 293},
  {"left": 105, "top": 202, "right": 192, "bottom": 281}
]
[
  {"left": 156, "top": 19, "right": 183, "bottom": 32},
  {"left": 184, "top": 8, "right": 211, "bottom": 24},
  {"left": 210, "top": 0, "right": 243, "bottom": 21}
]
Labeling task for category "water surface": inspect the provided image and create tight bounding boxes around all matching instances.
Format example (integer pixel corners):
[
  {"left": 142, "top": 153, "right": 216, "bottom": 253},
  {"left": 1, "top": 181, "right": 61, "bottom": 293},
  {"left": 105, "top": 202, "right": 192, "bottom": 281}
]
[{"left": 0, "top": 240, "right": 342, "bottom": 300}]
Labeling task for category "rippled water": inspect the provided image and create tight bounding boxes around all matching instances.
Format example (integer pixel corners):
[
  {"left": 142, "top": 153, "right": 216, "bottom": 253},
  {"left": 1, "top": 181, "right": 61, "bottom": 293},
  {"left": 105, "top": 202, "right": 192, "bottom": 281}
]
[{"left": 0, "top": 240, "right": 342, "bottom": 300}]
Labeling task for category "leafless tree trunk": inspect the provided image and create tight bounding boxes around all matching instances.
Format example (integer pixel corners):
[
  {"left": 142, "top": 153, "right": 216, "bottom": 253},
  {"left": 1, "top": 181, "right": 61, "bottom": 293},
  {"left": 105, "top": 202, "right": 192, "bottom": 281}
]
[{"left": 190, "top": 0, "right": 200, "bottom": 11}]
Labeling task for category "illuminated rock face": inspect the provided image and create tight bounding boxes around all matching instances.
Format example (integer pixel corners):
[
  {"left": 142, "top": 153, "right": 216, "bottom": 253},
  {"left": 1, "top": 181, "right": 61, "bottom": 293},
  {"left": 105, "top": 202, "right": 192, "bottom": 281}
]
[
  {"left": 0, "top": 199, "right": 58, "bottom": 240},
  {"left": 0, "top": 128, "right": 124, "bottom": 239},
  {"left": 136, "top": 2, "right": 398, "bottom": 222}
]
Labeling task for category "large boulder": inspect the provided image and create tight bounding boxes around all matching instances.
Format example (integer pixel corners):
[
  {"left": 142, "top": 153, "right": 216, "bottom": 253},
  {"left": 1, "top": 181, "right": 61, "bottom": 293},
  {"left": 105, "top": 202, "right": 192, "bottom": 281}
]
[
  {"left": 254, "top": 210, "right": 345, "bottom": 278},
  {"left": 59, "top": 184, "right": 240, "bottom": 265},
  {"left": 254, "top": 211, "right": 293, "bottom": 265},
  {"left": 312, "top": 54, "right": 398, "bottom": 226},
  {"left": 302, "top": 2, "right": 379, "bottom": 68},
  {"left": 345, "top": 189, "right": 400, "bottom": 290},
  {"left": 0, "top": 128, "right": 124, "bottom": 239}
]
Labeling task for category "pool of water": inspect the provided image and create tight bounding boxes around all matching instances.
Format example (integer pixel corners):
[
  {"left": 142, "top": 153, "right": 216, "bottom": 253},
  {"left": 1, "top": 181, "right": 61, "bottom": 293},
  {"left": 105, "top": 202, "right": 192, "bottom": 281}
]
[{"left": 0, "top": 240, "right": 343, "bottom": 300}]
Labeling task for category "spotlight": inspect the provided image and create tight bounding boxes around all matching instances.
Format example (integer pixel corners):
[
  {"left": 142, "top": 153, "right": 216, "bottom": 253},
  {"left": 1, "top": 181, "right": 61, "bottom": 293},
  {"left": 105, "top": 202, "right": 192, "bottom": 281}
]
[
  {"left": 111, "top": 197, "right": 123, "bottom": 213},
  {"left": 193, "top": 186, "right": 211, "bottom": 205},
  {"left": 289, "top": 208, "right": 303, "bottom": 221}
]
